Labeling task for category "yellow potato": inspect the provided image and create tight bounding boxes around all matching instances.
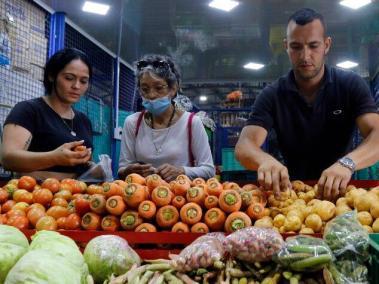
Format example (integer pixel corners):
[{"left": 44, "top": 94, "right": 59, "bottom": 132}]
[
  {"left": 362, "top": 225, "right": 373, "bottom": 233},
  {"left": 372, "top": 218, "right": 379, "bottom": 233},
  {"left": 354, "top": 194, "right": 372, "bottom": 212},
  {"left": 312, "top": 201, "right": 336, "bottom": 221},
  {"left": 293, "top": 199, "right": 306, "bottom": 206},
  {"left": 357, "top": 211, "right": 373, "bottom": 226},
  {"left": 287, "top": 209, "right": 305, "bottom": 223},
  {"left": 292, "top": 180, "right": 305, "bottom": 192},
  {"left": 254, "top": 218, "right": 273, "bottom": 229},
  {"left": 305, "top": 213, "right": 323, "bottom": 233},
  {"left": 299, "top": 227, "right": 315, "bottom": 234},
  {"left": 284, "top": 215, "right": 302, "bottom": 232},
  {"left": 336, "top": 205, "right": 352, "bottom": 216},
  {"left": 336, "top": 197, "right": 348, "bottom": 207},
  {"left": 273, "top": 214, "right": 286, "bottom": 228},
  {"left": 307, "top": 199, "right": 322, "bottom": 207},
  {"left": 370, "top": 203, "right": 379, "bottom": 219}
]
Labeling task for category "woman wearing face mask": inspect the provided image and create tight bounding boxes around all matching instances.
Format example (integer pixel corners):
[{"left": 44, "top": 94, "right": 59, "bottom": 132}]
[{"left": 118, "top": 54, "right": 215, "bottom": 182}]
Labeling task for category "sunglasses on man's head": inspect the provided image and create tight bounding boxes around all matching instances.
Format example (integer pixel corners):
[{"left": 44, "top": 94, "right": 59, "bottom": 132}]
[{"left": 136, "top": 60, "right": 171, "bottom": 72}]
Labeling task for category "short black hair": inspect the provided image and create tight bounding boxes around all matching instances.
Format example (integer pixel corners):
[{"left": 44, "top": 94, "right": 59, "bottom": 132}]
[
  {"left": 288, "top": 8, "right": 326, "bottom": 34},
  {"left": 43, "top": 48, "right": 93, "bottom": 95},
  {"left": 134, "top": 54, "right": 181, "bottom": 89}
]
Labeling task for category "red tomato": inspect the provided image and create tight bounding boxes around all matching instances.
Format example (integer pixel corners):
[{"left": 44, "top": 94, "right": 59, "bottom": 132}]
[
  {"left": 75, "top": 198, "right": 91, "bottom": 216},
  {"left": 7, "top": 215, "right": 29, "bottom": 229},
  {"left": 65, "top": 213, "right": 81, "bottom": 230},
  {"left": 0, "top": 214, "right": 7, "bottom": 224},
  {"left": 2, "top": 200, "right": 16, "bottom": 213},
  {"left": 18, "top": 176, "right": 37, "bottom": 191},
  {"left": 0, "top": 189, "right": 9, "bottom": 204},
  {"left": 36, "top": 216, "right": 57, "bottom": 231},
  {"left": 27, "top": 208, "right": 46, "bottom": 227},
  {"left": 12, "top": 202, "right": 29, "bottom": 212},
  {"left": 51, "top": 197, "right": 68, "bottom": 207},
  {"left": 6, "top": 209, "right": 26, "bottom": 218},
  {"left": 13, "top": 190, "right": 33, "bottom": 204},
  {"left": 56, "top": 217, "right": 67, "bottom": 230},
  {"left": 2, "top": 184, "right": 17, "bottom": 199},
  {"left": 26, "top": 203, "right": 46, "bottom": 213},
  {"left": 46, "top": 206, "right": 69, "bottom": 220},
  {"left": 41, "top": 178, "right": 61, "bottom": 194},
  {"left": 32, "top": 188, "right": 53, "bottom": 206},
  {"left": 54, "top": 190, "right": 72, "bottom": 201}
]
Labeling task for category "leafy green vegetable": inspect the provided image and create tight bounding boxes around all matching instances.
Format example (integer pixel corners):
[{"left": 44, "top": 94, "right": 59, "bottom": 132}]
[
  {"left": 0, "top": 225, "right": 29, "bottom": 283},
  {"left": 84, "top": 235, "right": 141, "bottom": 284}
]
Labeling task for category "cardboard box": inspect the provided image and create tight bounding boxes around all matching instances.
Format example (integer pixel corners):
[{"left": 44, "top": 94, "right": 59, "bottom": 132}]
[{"left": 29, "top": 33, "right": 47, "bottom": 67}]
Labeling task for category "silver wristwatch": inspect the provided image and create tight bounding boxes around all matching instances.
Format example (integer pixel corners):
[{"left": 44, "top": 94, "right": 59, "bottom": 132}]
[{"left": 338, "top": 157, "right": 356, "bottom": 173}]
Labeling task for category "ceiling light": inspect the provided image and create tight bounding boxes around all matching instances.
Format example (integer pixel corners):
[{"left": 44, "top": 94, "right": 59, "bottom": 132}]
[
  {"left": 208, "top": 0, "right": 239, "bottom": 12},
  {"left": 339, "top": 0, "right": 371, "bottom": 9},
  {"left": 243, "top": 62, "right": 264, "bottom": 70},
  {"left": 199, "top": 96, "right": 208, "bottom": 102},
  {"left": 82, "top": 1, "right": 110, "bottom": 15},
  {"left": 337, "top": 60, "right": 358, "bottom": 69}
]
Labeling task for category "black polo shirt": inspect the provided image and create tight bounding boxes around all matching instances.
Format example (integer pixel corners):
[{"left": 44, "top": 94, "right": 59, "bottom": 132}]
[{"left": 247, "top": 65, "right": 378, "bottom": 179}]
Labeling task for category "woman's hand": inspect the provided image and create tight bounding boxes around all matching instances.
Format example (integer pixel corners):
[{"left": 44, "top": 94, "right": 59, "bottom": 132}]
[
  {"left": 157, "top": 163, "right": 185, "bottom": 182},
  {"left": 52, "top": 140, "right": 92, "bottom": 166},
  {"left": 119, "top": 163, "right": 156, "bottom": 179}
]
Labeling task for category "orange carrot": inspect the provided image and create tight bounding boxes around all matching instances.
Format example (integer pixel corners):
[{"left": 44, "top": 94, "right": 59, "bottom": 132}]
[
  {"left": 81, "top": 212, "right": 101, "bottom": 230},
  {"left": 180, "top": 203, "right": 202, "bottom": 225},
  {"left": 186, "top": 186, "right": 206, "bottom": 206},
  {"left": 172, "top": 179, "right": 191, "bottom": 197},
  {"left": 219, "top": 190, "right": 242, "bottom": 213},
  {"left": 101, "top": 215, "right": 120, "bottom": 231},
  {"left": 223, "top": 182, "right": 240, "bottom": 191},
  {"left": 86, "top": 184, "right": 104, "bottom": 195},
  {"left": 126, "top": 173, "right": 146, "bottom": 185},
  {"left": 176, "top": 174, "right": 191, "bottom": 183},
  {"left": 135, "top": 223, "right": 157, "bottom": 232},
  {"left": 146, "top": 174, "right": 163, "bottom": 192},
  {"left": 240, "top": 191, "right": 255, "bottom": 209},
  {"left": 204, "top": 195, "right": 219, "bottom": 209},
  {"left": 246, "top": 202, "right": 266, "bottom": 220},
  {"left": 120, "top": 210, "right": 143, "bottom": 230},
  {"left": 242, "top": 184, "right": 259, "bottom": 191},
  {"left": 207, "top": 181, "right": 223, "bottom": 197},
  {"left": 171, "top": 196, "right": 186, "bottom": 209},
  {"left": 156, "top": 205, "right": 179, "bottom": 228},
  {"left": 191, "top": 177, "right": 206, "bottom": 187},
  {"left": 122, "top": 183, "right": 146, "bottom": 208},
  {"left": 113, "top": 180, "right": 128, "bottom": 188},
  {"left": 102, "top": 182, "right": 123, "bottom": 198},
  {"left": 171, "top": 222, "right": 190, "bottom": 233},
  {"left": 224, "top": 211, "right": 252, "bottom": 233},
  {"left": 191, "top": 222, "right": 209, "bottom": 233},
  {"left": 206, "top": 177, "right": 219, "bottom": 186},
  {"left": 204, "top": 208, "right": 226, "bottom": 231},
  {"left": 89, "top": 194, "right": 107, "bottom": 214},
  {"left": 138, "top": 200, "right": 156, "bottom": 219},
  {"left": 106, "top": 196, "right": 126, "bottom": 216},
  {"left": 151, "top": 186, "right": 173, "bottom": 207}
]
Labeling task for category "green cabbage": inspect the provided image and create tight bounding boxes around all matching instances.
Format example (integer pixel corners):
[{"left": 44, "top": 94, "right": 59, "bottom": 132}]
[
  {"left": 5, "top": 230, "right": 88, "bottom": 284},
  {"left": 84, "top": 235, "right": 141, "bottom": 284},
  {"left": 0, "top": 225, "right": 29, "bottom": 283},
  {"left": 5, "top": 250, "right": 83, "bottom": 284}
]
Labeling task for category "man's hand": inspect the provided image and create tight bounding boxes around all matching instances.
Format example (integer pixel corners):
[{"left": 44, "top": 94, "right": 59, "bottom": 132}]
[
  {"left": 317, "top": 163, "right": 353, "bottom": 201},
  {"left": 157, "top": 163, "right": 185, "bottom": 182},
  {"left": 257, "top": 158, "right": 291, "bottom": 198}
]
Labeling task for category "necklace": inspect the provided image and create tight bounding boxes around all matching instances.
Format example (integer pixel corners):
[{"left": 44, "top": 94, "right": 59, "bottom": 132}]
[
  {"left": 60, "top": 109, "right": 76, "bottom": 137},
  {"left": 150, "top": 106, "right": 175, "bottom": 155}
]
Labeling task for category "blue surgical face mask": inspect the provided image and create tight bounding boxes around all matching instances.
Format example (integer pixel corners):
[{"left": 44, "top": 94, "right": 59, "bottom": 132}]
[{"left": 142, "top": 96, "right": 171, "bottom": 115}]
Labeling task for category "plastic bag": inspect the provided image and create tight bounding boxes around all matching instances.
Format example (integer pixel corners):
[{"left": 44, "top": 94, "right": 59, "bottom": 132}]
[
  {"left": 273, "top": 235, "right": 333, "bottom": 272},
  {"left": 225, "top": 227, "right": 284, "bottom": 263},
  {"left": 170, "top": 234, "right": 225, "bottom": 272},
  {"left": 77, "top": 154, "right": 113, "bottom": 183},
  {"left": 323, "top": 211, "right": 369, "bottom": 262},
  {"left": 327, "top": 259, "right": 369, "bottom": 284}
]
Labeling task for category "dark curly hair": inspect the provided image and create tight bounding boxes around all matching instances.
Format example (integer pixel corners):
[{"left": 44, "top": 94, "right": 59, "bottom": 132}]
[
  {"left": 134, "top": 54, "right": 181, "bottom": 89},
  {"left": 43, "top": 48, "right": 93, "bottom": 95}
]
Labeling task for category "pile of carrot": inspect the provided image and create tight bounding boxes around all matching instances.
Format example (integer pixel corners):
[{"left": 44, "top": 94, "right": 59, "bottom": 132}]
[{"left": 0, "top": 173, "right": 269, "bottom": 233}]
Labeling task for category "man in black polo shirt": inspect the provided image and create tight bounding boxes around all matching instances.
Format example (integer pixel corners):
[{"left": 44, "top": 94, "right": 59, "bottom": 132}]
[{"left": 236, "top": 8, "right": 379, "bottom": 200}]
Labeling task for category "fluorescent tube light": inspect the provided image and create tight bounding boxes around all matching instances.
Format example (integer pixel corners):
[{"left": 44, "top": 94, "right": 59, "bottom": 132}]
[
  {"left": 339, "top": 0, "right": 371, "bottom": 9},
  {"left": 336, "top": 60, "right": 358, "bottom": 69},
  {"left": 199, "top": 96, "right": 208, "bottom": 102},
  {"left": 209, "top": 0, "right": 239, "bottom": 12},
  {"left": 243, "top": 62, "right": 264, "bottom": 70},
  {"left": 82, "top": 1, "right": 110, "bottom": 15}
]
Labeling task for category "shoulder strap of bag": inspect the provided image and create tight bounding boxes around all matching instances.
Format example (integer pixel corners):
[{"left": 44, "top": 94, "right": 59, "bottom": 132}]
[
  {"left": 187, "top": 112, "right": 195, "bottom": 167},
  {"left": 135, "top": 110, "right": 145, "bottom": 137}
]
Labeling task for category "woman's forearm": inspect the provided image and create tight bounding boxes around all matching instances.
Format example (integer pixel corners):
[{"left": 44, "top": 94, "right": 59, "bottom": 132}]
[{"left": 2, "top": 150, "right": 57, "bottom": 172}]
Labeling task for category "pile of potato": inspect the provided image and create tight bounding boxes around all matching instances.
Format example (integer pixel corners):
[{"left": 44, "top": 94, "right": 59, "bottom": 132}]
[{"left": 255, "top": 180, "right": 379, "bottom": 234}]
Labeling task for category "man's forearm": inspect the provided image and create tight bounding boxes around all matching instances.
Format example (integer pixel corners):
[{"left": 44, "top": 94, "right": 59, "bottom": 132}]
[
  {"left": 347, "top": 129, "right": 379, "bottom": 170},
  {"left": 235, "top": 142, "right": 275, "bottom": 170}
]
